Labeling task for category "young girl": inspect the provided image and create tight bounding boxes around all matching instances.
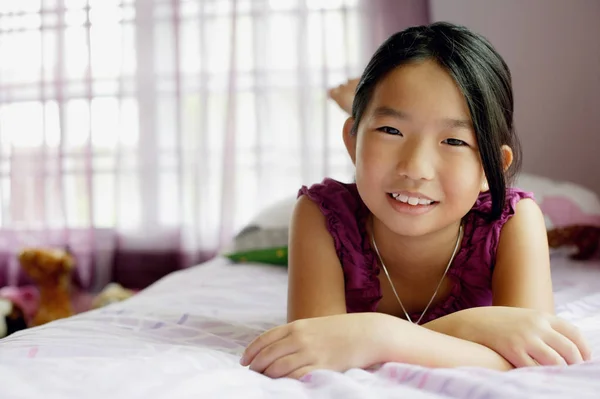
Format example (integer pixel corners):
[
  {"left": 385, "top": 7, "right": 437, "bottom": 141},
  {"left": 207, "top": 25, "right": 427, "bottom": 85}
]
[{"left": 240, "top": 22, "right": 592, "bottom": 379}]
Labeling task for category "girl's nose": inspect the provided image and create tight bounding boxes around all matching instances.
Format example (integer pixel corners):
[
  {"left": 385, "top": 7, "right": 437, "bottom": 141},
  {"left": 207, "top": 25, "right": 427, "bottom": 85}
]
[{"left": 395, "top": 141, "right": 435, "bottom": 181}]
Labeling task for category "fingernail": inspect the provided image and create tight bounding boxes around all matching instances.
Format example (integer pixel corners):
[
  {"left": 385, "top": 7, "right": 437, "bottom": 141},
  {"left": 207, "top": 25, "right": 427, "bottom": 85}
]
[{"left": 239, "top": 354, "right": 247, "bottom": 366}]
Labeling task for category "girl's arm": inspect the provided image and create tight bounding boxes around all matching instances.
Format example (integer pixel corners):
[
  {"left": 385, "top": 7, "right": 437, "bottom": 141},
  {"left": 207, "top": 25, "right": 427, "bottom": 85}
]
[
  {"left": 284, "top": 196, "right": 513, "bottom": 371},
  {"left": 422, "top": 199, "right": 591, "bottom": 366},
  {"left": 286, "top": 195, "right": 348, "bottom": 322},
  {"left": 490, "top": 198, "right": 553, "bottom": 311},
  {"left": 242, "top": 311, "right": 513, "bottom": 378},
  {"left": 373, "top": 313, "right": 514, "bottom": 370}
]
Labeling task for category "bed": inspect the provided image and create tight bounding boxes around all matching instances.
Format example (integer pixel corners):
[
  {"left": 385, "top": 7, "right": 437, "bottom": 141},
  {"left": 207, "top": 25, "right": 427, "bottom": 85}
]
[{"left": 1, "top": 253, "right": 600, "bottom": 398}]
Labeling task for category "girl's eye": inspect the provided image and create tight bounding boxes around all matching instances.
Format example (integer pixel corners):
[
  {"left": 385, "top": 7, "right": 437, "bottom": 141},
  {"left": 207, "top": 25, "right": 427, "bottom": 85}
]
[
  {"left": 377, "top": 126, "right": 402, "bottom": 135},
  {"left": 443, "top": 138, "right": 468, "bottom": 147}
]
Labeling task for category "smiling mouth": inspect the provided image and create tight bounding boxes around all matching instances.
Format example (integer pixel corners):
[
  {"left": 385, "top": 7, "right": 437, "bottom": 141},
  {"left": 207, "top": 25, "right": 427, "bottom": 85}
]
[{"left": 388, "top": 193, "right": 439, "bottom": 206}]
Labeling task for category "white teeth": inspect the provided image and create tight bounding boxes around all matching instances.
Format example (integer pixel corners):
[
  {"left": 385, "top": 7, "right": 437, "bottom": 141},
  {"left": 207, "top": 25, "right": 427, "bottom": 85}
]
[{"left": 391, "top": 193, "right": 434, "bottom": 206}]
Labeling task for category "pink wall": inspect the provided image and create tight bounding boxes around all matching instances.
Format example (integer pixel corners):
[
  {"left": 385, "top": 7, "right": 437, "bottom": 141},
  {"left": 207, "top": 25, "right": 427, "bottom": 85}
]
[
  {"left": 430, "top": 0, "right": 600, "bottom": 194},
  {"left": 361, "top": 0, "right": 429, "bottom": 62}
]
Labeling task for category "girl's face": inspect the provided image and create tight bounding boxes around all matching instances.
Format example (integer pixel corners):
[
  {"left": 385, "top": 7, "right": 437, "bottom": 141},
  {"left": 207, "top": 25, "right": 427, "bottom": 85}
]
[{"left": 345, "top": 60, "right": 487, "bottom": 237}]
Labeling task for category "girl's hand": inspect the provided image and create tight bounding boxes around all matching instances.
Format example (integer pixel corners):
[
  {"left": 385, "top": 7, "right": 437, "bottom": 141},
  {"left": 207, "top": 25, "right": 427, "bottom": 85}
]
[
  {"left": 240, "top": 313, "right": 389, "bottom": 379},
  {"left": 455, "top": 306, "right": 592, "bottom": 367}
]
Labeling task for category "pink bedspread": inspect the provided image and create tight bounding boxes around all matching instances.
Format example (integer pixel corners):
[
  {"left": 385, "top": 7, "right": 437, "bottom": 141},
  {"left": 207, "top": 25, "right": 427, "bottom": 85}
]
[{"left": 1, "top": 256, "right": 600, "bottom": 398}]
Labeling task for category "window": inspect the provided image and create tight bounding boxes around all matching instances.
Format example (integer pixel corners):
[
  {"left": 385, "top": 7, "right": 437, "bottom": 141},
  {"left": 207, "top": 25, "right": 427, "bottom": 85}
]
[{"left": 0, "top": 0, "right": 360, "bottom": 246}]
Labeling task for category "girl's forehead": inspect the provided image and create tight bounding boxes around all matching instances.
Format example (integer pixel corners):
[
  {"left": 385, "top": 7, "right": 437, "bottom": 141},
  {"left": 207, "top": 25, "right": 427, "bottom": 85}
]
[{"left": 369, "top": 61, "right": 471, "bottom": 120}]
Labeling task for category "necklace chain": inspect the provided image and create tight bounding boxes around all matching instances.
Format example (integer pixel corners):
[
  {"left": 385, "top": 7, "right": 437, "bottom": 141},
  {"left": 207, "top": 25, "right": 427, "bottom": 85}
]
[{"left": 370, "top": 223, "right": 463, "bottom": 325}]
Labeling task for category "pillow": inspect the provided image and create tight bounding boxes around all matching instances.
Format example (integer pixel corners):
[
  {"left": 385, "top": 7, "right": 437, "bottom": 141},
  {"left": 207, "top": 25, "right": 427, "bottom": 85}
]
[
  {"left": 513, "top": 173, "right": 600, "bottom": 229},
  {"left": 225, "top": 245, "right": 288, "bottom": 266},
  {"left": 223, "top": 197, "right": 296, "bottom": 266}
]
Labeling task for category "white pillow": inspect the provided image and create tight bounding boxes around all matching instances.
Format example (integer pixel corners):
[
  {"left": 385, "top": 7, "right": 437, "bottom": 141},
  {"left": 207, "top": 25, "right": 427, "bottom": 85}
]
[
  {"left": 246, "top": 196, "right": 297, "bottom": 229},
  {"left": 221, "top": 196, "right": 296, "bottom": 255}
]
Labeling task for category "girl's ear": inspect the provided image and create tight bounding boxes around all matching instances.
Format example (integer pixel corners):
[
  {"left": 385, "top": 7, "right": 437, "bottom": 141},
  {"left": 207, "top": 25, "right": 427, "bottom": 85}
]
[
  {"left": 501, "top": 145, "right": 514, "bottom": 172},
  {"left": 481, "top": 145, "right": 514, "bottom": 192},
  {"left": 343, "top": 117, "right": 357, "bottom": 165},
  {"left": 481, "top": 179, "right": 489, "bottom": 192}
]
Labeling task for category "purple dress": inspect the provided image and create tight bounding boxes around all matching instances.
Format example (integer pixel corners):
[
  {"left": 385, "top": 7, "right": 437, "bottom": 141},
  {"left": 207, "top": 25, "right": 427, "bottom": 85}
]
[{"left": 298, "top": 178, "right": 534, "bottom": 324}]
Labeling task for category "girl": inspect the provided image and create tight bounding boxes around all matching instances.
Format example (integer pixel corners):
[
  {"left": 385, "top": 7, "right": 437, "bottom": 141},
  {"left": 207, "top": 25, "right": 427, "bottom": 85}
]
[{"left": 240, "top": 22, "right": 592, "bottom": 379}]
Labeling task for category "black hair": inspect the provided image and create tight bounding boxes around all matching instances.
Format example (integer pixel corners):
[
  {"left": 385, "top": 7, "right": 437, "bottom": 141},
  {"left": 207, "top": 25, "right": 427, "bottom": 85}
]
[{"left": 352, "top": 21, "right": 522, "bottom": 220}]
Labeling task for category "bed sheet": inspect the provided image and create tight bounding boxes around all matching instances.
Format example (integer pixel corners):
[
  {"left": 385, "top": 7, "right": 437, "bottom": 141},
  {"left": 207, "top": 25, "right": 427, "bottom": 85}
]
[{"left": 1, "top": 255, "right": 600, "bottom": 399}]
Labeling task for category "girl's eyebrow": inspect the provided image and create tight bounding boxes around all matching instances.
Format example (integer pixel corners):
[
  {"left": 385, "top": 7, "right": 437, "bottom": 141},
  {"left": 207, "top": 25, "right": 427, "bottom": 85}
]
[
  {"left": 373, "top": 106, "right": 472, "bottom": 130},
  {"left": 372, "top": 106, "right": 409, "bottom": 120},
  {"left": 441, "top": 117, "right": 472, "bottom": 130}
]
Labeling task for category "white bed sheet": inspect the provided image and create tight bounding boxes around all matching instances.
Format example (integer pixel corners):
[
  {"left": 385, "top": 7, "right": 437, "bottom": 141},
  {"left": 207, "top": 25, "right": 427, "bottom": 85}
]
[{"left": 1, "top": 255, "right": 600, "bottom": 399}]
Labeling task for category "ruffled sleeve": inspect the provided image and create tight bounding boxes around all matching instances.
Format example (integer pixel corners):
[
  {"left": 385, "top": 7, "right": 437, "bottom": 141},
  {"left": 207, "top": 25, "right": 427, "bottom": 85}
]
[{"left": 469, "top": 188, "right": 536, "bottom": 264}]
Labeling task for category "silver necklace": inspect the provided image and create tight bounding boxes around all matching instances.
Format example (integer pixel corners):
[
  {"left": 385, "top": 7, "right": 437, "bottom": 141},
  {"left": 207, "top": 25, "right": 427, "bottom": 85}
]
[{"left": 370, "top": 223, "right": 463, "bottom": 325}]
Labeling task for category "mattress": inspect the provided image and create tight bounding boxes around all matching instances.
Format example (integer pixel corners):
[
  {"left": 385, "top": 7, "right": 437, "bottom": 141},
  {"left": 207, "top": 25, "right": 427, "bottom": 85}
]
[{"left": 1, "top": 255, "right": 600, "bottom": 399}]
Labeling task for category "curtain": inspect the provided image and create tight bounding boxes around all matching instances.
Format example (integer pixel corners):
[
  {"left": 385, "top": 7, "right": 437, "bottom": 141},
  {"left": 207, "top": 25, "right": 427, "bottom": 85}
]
[{"left": 0, "top": 0, "right": 428, "bottom": 291}]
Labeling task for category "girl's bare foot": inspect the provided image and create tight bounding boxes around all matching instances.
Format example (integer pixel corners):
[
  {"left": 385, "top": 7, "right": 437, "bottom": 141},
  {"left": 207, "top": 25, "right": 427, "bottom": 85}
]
[{"left": 328, "top": 78, "right": 359, "bottom": 115}]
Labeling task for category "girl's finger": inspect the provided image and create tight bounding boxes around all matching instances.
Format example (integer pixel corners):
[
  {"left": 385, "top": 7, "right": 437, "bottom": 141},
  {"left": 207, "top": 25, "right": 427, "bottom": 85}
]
[
  {"left": 544, "top": 330, "right": 584, "bottom": 365},
  {"left": 242, "top": 325, "right": 290, "bottom": 366},
  {"left": 249, "top": 336, "right": 300, "bottom": 374},
  {"left": 527, "top": 338, "right": 567, "bottom": 367},
  {"left": 551, "top": 319, "right": 592, "bottom": 361},
  {"left": 505, "top": 348, "right": 540, "bottom": 368},
  {"left": 262, "top": 353, "right": 311, "bottom": 379},
  {"left": 285, "top": 365, "right": 316, "bottom": 380}
]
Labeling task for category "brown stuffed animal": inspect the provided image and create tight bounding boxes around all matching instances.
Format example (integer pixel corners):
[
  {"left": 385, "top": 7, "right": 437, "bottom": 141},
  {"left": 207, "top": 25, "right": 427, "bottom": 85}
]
[
  {"left": 547, "top": 225, "right": 600, "bottom": 260},
  {"left": 18, "top": 248, "right": 75, "bottom": 327}
]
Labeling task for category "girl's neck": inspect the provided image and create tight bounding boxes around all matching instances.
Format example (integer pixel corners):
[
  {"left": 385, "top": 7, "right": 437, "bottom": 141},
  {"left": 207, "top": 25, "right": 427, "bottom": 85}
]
[{"left": 369, "top": 216, "right": 463, "bottom": 281}]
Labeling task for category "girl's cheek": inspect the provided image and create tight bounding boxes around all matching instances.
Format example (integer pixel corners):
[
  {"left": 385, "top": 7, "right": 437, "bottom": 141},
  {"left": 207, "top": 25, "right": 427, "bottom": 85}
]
[
  {"left": 442, "top": 162, "right": 484, "bottom": 195},
  {"left": 358, "top": 142, "right": 387, "bottom": 169}
]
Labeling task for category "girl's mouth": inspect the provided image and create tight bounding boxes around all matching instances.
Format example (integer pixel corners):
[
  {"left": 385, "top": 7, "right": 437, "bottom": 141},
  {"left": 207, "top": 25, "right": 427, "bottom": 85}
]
[
  {"left": 387, "top": 193, "right": 439, "bottom": 215},
  {"left": 388, "top": 193, "right": 438, "bottom": 206}
]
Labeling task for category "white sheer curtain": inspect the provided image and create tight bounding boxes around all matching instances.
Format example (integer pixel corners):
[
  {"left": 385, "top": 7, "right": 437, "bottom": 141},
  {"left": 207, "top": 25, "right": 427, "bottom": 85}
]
[{"left": 0, "top": 0, "right": 428, "bottom": 290}]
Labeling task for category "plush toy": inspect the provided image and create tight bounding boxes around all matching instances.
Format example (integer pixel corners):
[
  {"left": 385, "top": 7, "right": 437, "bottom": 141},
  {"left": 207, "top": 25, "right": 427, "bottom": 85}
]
[
  {"left": 91, "top": 283, "right": 136, "bottom": 309},
  {"left": 0, "top": 297, "right": 26, "bottom": 338},
  {"left": 547, "top": 225, "right": 600, "bottom": 260},
  {"left": 18, "top": 248, "right": 75, "bottom": 327},
  {"left": 0, "top": 286, "right": 38, "bottom": 338}
]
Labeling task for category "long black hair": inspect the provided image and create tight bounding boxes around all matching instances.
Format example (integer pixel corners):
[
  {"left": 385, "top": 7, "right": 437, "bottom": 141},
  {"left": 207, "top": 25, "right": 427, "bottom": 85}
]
[{"left": 352, "top": 22, "right": 521, "bottom": 220}]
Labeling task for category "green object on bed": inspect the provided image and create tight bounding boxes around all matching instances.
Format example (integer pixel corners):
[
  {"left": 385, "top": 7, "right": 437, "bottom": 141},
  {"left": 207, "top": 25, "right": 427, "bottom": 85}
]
[{"left": 225, "top": 246, "right": 288, "bottom": 266}]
